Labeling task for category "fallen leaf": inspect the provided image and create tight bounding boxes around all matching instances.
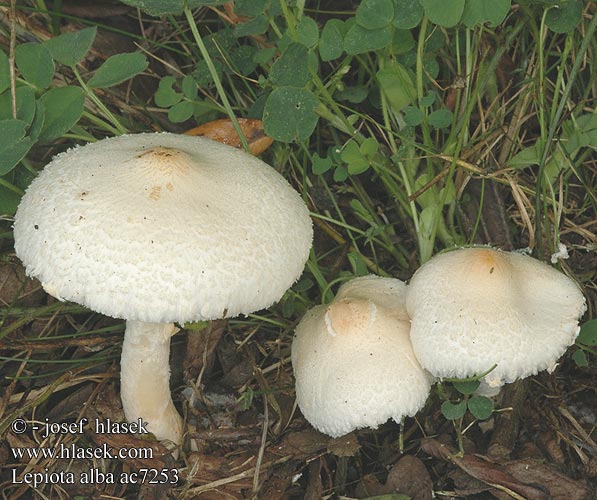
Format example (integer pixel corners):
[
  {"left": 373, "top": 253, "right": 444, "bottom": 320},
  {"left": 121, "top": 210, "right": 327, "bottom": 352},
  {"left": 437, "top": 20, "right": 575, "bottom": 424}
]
[
  {"left": 328, "top": 432, "right": 361, "bottom": 457},
  {"left": 384, "top": 456, "right": 433, "bottom": 500},
  {"left": 259, "top": 461, "right": 302, "bottom": 500},
  {"left": 185, "top": 118, "right": 273, "bottom": 155},
  {"left": 0, "top": 262, "right": 45, "bottom": 307},
  {"left": 304, "top": 459, "right": 323, "bottom": 500},
  {"left": 354, "top": 456, "right": 432, "bottom": 500},
  {"left": 421, "top": 438, "right": 550, "bottom": 500},
  {"left": 272, "top": 428, "right": 329, "bottom": 459},
  {"left": 504, "top": 458, "right": 594, "bottom": 500},
  {"left": 183, "top": 320, "right": 226, "bottom": 383}
]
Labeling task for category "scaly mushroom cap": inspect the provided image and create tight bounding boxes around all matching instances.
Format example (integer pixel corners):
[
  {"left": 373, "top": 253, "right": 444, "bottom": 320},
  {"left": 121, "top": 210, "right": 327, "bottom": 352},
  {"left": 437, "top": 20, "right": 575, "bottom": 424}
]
[
  {"left": 292, "top": 293, "right": 431, "bottom": 437},
  {"left": 406, "top": 247, "right": 587, "bottom": 387},
  {"left": 335, "top": 275, "right": 410, "bottom": 321},
  {"left": 13, "top": 133, "right": 313, "bottom": 322}
]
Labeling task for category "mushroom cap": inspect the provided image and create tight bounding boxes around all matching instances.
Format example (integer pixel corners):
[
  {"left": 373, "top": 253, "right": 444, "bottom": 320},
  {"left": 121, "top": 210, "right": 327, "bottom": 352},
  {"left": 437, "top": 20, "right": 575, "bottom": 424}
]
[
  {"left": 292, "top": 293, "right": 431, "bottom": 437},
  {"left": 13, "top": 133, "right": 313, "bottom": 323},
  {"left": 406, "top": 247, "right": 587, "bottom": 387},
  {"left": 335, "top": 275, "right": 410, "bottom": 321}
]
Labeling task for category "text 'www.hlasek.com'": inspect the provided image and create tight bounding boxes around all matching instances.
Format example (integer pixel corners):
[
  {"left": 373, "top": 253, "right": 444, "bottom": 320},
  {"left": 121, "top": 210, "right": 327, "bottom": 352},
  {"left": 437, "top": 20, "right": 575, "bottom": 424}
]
[{"left": 9, "top": 417, "right": 179, "bottom": 488}]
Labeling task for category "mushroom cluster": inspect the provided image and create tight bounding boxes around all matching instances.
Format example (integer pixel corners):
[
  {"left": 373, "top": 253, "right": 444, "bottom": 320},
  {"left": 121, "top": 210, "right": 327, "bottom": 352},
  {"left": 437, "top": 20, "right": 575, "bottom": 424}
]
[
  {"left": 292, "top": 247, "right": 586, "bottom": 437},
  {"left": 13, "top": 133, "right": 313, "bottom": 446},
  {"left": 292, "top": 276, "right": 431, "bottom": 437}
]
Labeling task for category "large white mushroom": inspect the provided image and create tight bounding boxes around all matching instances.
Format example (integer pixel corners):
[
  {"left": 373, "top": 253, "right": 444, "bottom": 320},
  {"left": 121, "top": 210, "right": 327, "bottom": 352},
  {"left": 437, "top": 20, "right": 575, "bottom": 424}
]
[
  {"left": 406, "top": 247, "right": 586, "bottom": 391},
  {"left": 13, "top": 133, "right": 313, "bottom": 446},
  {"left": 292, "top": 277, "right": 431, "bottom": 437}
]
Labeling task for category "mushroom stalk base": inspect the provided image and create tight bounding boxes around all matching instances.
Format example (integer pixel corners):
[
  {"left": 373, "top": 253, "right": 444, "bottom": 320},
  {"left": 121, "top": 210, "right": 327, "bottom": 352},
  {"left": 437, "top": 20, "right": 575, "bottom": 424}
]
[{"left": 120, "top": 320, "right": 183, "bottom": 445}]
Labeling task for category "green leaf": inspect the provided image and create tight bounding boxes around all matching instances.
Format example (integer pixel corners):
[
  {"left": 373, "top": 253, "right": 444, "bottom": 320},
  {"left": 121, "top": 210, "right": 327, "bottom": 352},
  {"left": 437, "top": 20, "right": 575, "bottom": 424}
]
[
  {"left": 356, "top": 0, "right": 395, "bottom": 29},
  {"left": 441, "top": 400, "right": 467, "bottom": 420},
  {"left": 0, "top": 119, "right": 33, "bottom": 175},
  {"left": 230, "top": 45, "right": 258, "bottom": 76},
  {"left": 419, "top": 205, "right": 437, "bottom": 242},
  {"left": 392, "top": 29, "right": 415, "bottom": 54},
  {"left": 508, "top": 143, "right": 542, "bottom": 168},
  {"left": 428, "top": 109, "right": 453, "bottom": 129},
  {"left": 545, "top": 1, "right": 583, "bottom": 33},
  {"left": 253, "top": 47, "right": 277, "bottom": 65},
  {"left": 0, "top": 50, "right": 9, "bottom": 93},
  {"left": 453, "top": 380, "right": 480, "bottom": 395},
  {"left": 119, "top": 0, "right": 228, "bottom": 16},
  {"left": 234, "top": 15, "right": 269, "bottom": 37},
  {"left": 342, "top": 141, "right": 370, "bottom": 175},
  {"left": 572, "top": 349, "right": 588, "bottom": 368},
  {"left": 393, "top": 0, "right": 424, "bottom": 29},
  {"left": 420, "top": 93, "right": 436, "bottom": 107},
  {"left": 168, "top": 100, "right": 194, "bottom": 123},
  {"left": 312, "top": 153, "right": 333, "bottom": 175},
  {"left": 419, "top": 0, "right": 465, "bottom": 27},
  {"left": 336, "top": 85, "right": 369, "bottom": 104},
  {"left": 347, "top": 251, "right": 369, "bottom": 276},
  {"left": 344, "top": 24, "right": 393, "bottom": 55},
  {"left": 0, "top": 181, "right": 22, "bottom": 216},
  {"left": 467, "top": 396, "right": 494, "bottom": 420},
  {"left": 263, "top": 87, "right": 320, "bottom": 142},
  {"left": 0, "top": 86, "right": 36, "bottom": 125},
  {"left": 154, "top": 76, "right": 182, "bottom": 107},
  {"left": 461, "top": 0, "right": 511, "bottom": 27},
  {"left": 423, "top": 56, "right": 439, "bottom": 80},
  {"left": 361, "top": 137, "right": 378, "bottom": 157},
  {"left": 403, "top": 106, "right": 423, "bottom": 126},
  {"left": 29, "top": 99, "right": 45, "bottom": 141},
  {"left": 87, "top": 52, "right": 148, "bottom": 88},
  {"left": 45, "top": 27, "right": 97, "bottom": 66},
  {"left": 320, "top": 19, "right": 345, "bottom": 61},
  {"left": 577, "top": 319, "right": 597, "bottom": 347},
  {"left": 297, "top": 16, "right": 319, "bottom": 47},
  {"left": 37, "top": 86, "right": 85, "bottom": 142},
  {"left": 192, "top": 59, "right": 223, "bottom": 87},
  {"left": 333, "top": 164, "right": 348, "bottom": 182},
  {"left": 377, "top": 61, "right": 416, "bottom": 112},
  {"left": 15, "top": 43, "right": 54, "bottom": 89},
  {"left": 234, "top": 0, "right": 268, "bottom": 16},
  {"left": 269, "top": 43, "right": 310, "bottom": 87},
  {"left": 181, "top": 75, "right": 198, "bottom": 100}
]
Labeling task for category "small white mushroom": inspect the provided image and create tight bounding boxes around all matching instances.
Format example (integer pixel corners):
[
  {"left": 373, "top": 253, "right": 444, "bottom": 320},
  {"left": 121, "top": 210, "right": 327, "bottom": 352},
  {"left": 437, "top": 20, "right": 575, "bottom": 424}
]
[
  {"left": 406, "top": 247, "right": 587, "bottom": 389},
  {"left": 292, "top": 277, "right": 431, "bottom": 437},
  {"left": 335, "top": 275, "right": 410, "bottom": 321},
  {"left": 13, "top": 133, "right": 313, "bottom": 446}
]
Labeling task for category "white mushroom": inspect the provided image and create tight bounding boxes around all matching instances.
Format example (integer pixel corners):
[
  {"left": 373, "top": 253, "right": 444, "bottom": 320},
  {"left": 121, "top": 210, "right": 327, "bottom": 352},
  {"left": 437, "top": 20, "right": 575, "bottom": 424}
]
[
  {"left": 13, "top": 133, "right": 313, "bottom": 446},
  {"left": 335, "top": 275, "right": 410, "bottom": 321},
  {"left": 406, "top": 247, "right": 587, "bottom": 390},
  {"left": 292, "top": 277, "right": 431, "bottom": 437}
]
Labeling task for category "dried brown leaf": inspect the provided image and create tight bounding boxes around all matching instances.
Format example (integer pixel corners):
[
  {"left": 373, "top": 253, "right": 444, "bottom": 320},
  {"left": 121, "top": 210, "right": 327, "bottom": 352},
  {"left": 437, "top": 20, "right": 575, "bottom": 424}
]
[
  {"left": 185, "top": 118, "right": 273, "bottom": 156},
  {"left": 184, "top": 320, "right": 226, "bottom": 383},
  {"left": 327, "top": 432, "right": 361, "bottom": 457},
  {"left": 354, "top": 456, "right": 432, "bottom": 500},
  {"left": 272, "top": 428, "right": 329, "bottom": 459},
  {"left": 504, "top": 458, "right": 594, "bottom": 500},
  {"left": 0, "top": 263, "right": 45, "bottom": 307},
  {"left": 421, "top": 438, "right": 550, "bottom": 500},
  {"left": 304, "top": 459, "right": 323, "bottom": 500}
]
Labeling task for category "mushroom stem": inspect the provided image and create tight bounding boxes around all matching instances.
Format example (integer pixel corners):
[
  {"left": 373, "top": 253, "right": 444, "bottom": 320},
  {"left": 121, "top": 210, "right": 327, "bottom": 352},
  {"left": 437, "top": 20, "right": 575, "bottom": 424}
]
[{"left": 120, "top": 320, "right": 183, "bottom": 445}]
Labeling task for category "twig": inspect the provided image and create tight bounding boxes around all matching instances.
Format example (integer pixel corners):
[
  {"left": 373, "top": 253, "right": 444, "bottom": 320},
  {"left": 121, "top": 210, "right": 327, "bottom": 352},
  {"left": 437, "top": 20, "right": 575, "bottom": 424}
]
[{"left": 252, "top": 368, "right": 269, "bottom": 496}]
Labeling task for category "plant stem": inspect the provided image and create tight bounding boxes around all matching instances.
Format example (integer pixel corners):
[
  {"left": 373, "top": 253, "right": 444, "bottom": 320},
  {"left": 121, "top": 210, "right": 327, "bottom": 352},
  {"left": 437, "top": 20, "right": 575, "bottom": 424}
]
[
  {"left": 73, "top": 68, "right": 127, "bottom": 135},
  {"left": 534, "top": 9, "right": 597, "bottom": 255},
  {"left": 183, "top": 7, "right": 250, "bottom": 153}
]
